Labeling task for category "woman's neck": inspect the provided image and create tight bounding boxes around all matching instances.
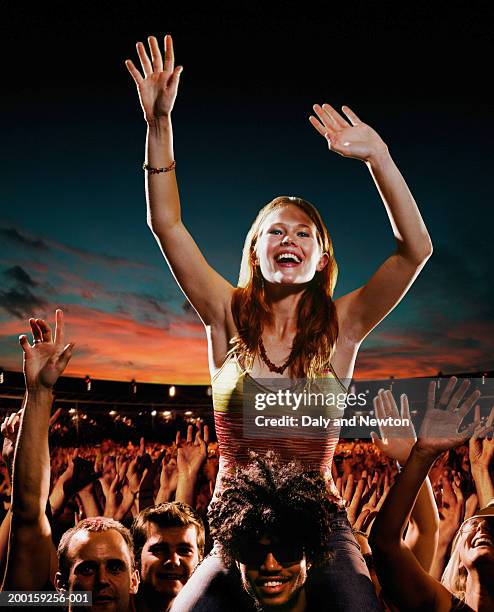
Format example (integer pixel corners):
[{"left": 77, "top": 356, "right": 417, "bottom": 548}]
[{"left": 264, "top": 283, "right": 306, "bottom": 338}]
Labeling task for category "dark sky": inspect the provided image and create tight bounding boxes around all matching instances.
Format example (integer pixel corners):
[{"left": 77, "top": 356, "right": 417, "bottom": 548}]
[{"left": 1, "top": 1, "right": 493, "bottom": 382}]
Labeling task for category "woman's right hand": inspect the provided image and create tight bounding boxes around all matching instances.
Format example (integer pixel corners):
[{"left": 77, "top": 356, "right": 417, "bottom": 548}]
[{"left": 125, "top": 35, "right": 183, "bottom": 123}]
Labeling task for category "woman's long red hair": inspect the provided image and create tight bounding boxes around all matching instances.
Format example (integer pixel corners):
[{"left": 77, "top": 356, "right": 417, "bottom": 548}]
[{"left": 230, "top": 196, "right": 339, "bottom": 379}]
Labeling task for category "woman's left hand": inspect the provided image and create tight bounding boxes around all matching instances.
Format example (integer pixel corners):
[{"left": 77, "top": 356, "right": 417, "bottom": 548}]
[{"left": 309, "top": 103, "right": 388, "bottom": 162}]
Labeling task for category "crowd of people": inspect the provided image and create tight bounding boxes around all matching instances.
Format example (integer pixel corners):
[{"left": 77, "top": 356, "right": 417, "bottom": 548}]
[{"left": 0, "top": 315, "right": 492, "bottom": 611}]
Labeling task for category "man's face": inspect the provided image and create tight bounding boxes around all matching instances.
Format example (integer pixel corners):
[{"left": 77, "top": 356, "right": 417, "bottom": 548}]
[
  {"left": 140, "top": 523, "right": 200, "bottom": 599},
  {"left": 59, "top": 529, "right": 139, "bottom": 612},
  {"left": 238, "top": 535, "right": 309, "bottom": 609}
]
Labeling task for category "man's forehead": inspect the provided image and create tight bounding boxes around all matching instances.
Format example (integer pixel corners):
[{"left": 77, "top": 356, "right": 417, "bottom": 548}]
[
  {"left": 146, "top": 523, "right": 198, "bottom": 545},
  {"left": 68, "top": 529, "right": 131, "bottom": 562}
]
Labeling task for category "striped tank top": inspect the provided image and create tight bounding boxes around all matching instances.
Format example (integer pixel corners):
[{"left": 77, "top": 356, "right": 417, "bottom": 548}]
[{"left": 211, "top": 353, "right": 347, "bottom": 494}]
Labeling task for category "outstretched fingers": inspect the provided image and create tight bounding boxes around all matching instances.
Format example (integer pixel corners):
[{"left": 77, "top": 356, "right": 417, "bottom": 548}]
[
  {"left": 401, "top": 393, "right": 411, "bottom": 422},
  {"left": 19, "top": 334, "right": 32, "bottom": 355},
  {"left": 308, "top": 114, "right": 328, "bottom": 138},
  {"left": 125, "top": 58, "right": 144, "bottom": 85},
  {"left": 312, "top": 104, "right": 336, "bottom": 134},
  {"left": 195, "top": 424, "right": 210, "bottom": 445},
  {"left": 148, "top": 35, "right": 163, "bottom": 73},
  {"left": 136, "top": 41, "right": 153, "bottom": 77},
  {"left": 436, "top": 377, "right": 458, "bottom": 409},
  {"left": 163, "top": 34, "right": 175, "bottom": 73},
  {"left": 53, "top": 309, "right": 65, "bottom": 347},
  {"left": 29, "top": 318, "right": 43, "bottom": 344},
  {"left": 382, "top": 389, "right": 399, "bottom": 419},
  {"left": 139, "top": 468, "right": 149, "bottom": 488},
  {"left": 37, "top": 318, "right": 52, "bottom": 342},
  {"left": 57, "top": 342, "right": 75, "bottom": 371},
  {"left": 321, "top": 103, "right": 348, "bottom": 129},
  {"left": 458, "top": 387, "right": 481, "bottom": 420},
  {"left": 448, "top": 379, "right": 471, "bottom": 413},
  {"left": 487, "top": 406, "right": 494, "bottom": 429},
  {"left": 342, "top": 105, "right": 362, "bottom": 126}
]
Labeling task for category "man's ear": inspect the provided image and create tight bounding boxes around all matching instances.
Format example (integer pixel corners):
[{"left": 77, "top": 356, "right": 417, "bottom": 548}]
[
  {"left": 130, "top": 568, "right": 140, "bottom": 595},
  {"left": 317, "top": 252, "right": 329, "bottom": 272},
  {"left": 54, "top": 571, "right": 67, "bottom": 593}
]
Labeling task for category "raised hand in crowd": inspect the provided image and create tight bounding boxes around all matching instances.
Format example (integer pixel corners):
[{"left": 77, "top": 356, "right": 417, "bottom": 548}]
[
  {"left": 371, "top": 389, "right": 415, "bottom": 464},
  {"left": 125, "top": 450, "right": 150, "bottom": 515},
  {"left": 20, "top": 311, "right": 74, "bottom": 391},
  {"left": 103, "top": 455, "right": 128, "bottom": 519},
  {"left": 1, "top": 406, "right": 61, "bottom": 474},
  {"left": 51, "top": 448, "right": 102, "bottom": 518},
  {"left": 1, "top": 409, "right": 24, "bottom": 472},
  {"left": 49, "top": 448, "right": 78, "bottom": 518},
  {"left": 156, "top": 455, "right": 178, "bottom": 504},
  {"left": 371, "top": 388, "right": 439, "bottom": 571},
  {"left": 430, "top": 470, "right": 465, "bottom": 579},
  {"left": 3, "top": 310, "right": 73, "bottom": 590},
  {"left": 338, "top": 471, "right": 367, "bottom": 527},
  {"left": 346, "top": 471, "right": 391, "bottom": 546},
  {"left": 369, "top": 377, "right": 492, "bottom": 612},
  {"left": 417, "top": 378, "right": 481, "bottom": 454},
  {"left": 0, "top": 409, "right": 23, "bottom": 584},
  {"left": 464, "top": 491, "right": 479, "bottom": 521},
  {"left": 469, "top": 404, "right": 494, "bottom": 507},
  {"left": 176, "top": 424, "right": 208, "bottom": 506}
]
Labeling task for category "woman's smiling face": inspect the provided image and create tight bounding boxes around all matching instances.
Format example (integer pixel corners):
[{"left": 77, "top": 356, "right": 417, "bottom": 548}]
[
  {"left": 255, "top": 204, "right": 328, "bottom": 285},
  {"left": 459, "top": 517, "right": 494, "bottom": 569}
]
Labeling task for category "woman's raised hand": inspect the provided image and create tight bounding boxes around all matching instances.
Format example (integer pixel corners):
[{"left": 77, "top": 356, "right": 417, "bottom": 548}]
[
  {"left": 125, "top": 35, "right": 183, "bottom": 123},
  {"left": 309, "top": 103, "right": 387, "bottom": 162}
]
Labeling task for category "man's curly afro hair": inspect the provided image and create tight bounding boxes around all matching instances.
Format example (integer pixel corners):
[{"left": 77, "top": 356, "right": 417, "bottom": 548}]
[{"left": 208, "top": 452, "right": 341, "bottom": 567}]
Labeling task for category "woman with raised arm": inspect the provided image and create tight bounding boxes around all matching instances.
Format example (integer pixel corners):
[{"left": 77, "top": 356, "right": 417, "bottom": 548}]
[
  {"left": 369, "top": 378, "right": 494, "bottom": 612},
  {"left": 126, "top": 34, "right": 432, "bottom": 611}
]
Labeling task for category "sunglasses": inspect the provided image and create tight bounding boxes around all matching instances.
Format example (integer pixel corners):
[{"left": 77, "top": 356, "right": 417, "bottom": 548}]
[
  {"left": 237, "top": 542, "right": 305, "bottom": 566},
  {"left": 460, "top": 516, "right": 494, "bottom": 535}
]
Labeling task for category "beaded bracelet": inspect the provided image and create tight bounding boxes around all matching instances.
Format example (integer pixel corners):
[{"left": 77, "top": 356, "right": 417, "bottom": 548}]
[{"left": 143, "top": 160, "right": 176, "bottom": 174}]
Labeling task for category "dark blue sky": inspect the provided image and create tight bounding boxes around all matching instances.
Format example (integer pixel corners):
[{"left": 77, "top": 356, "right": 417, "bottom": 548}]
[{"left": 1, "top": 2, "right": 493, "bottom": 382}]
